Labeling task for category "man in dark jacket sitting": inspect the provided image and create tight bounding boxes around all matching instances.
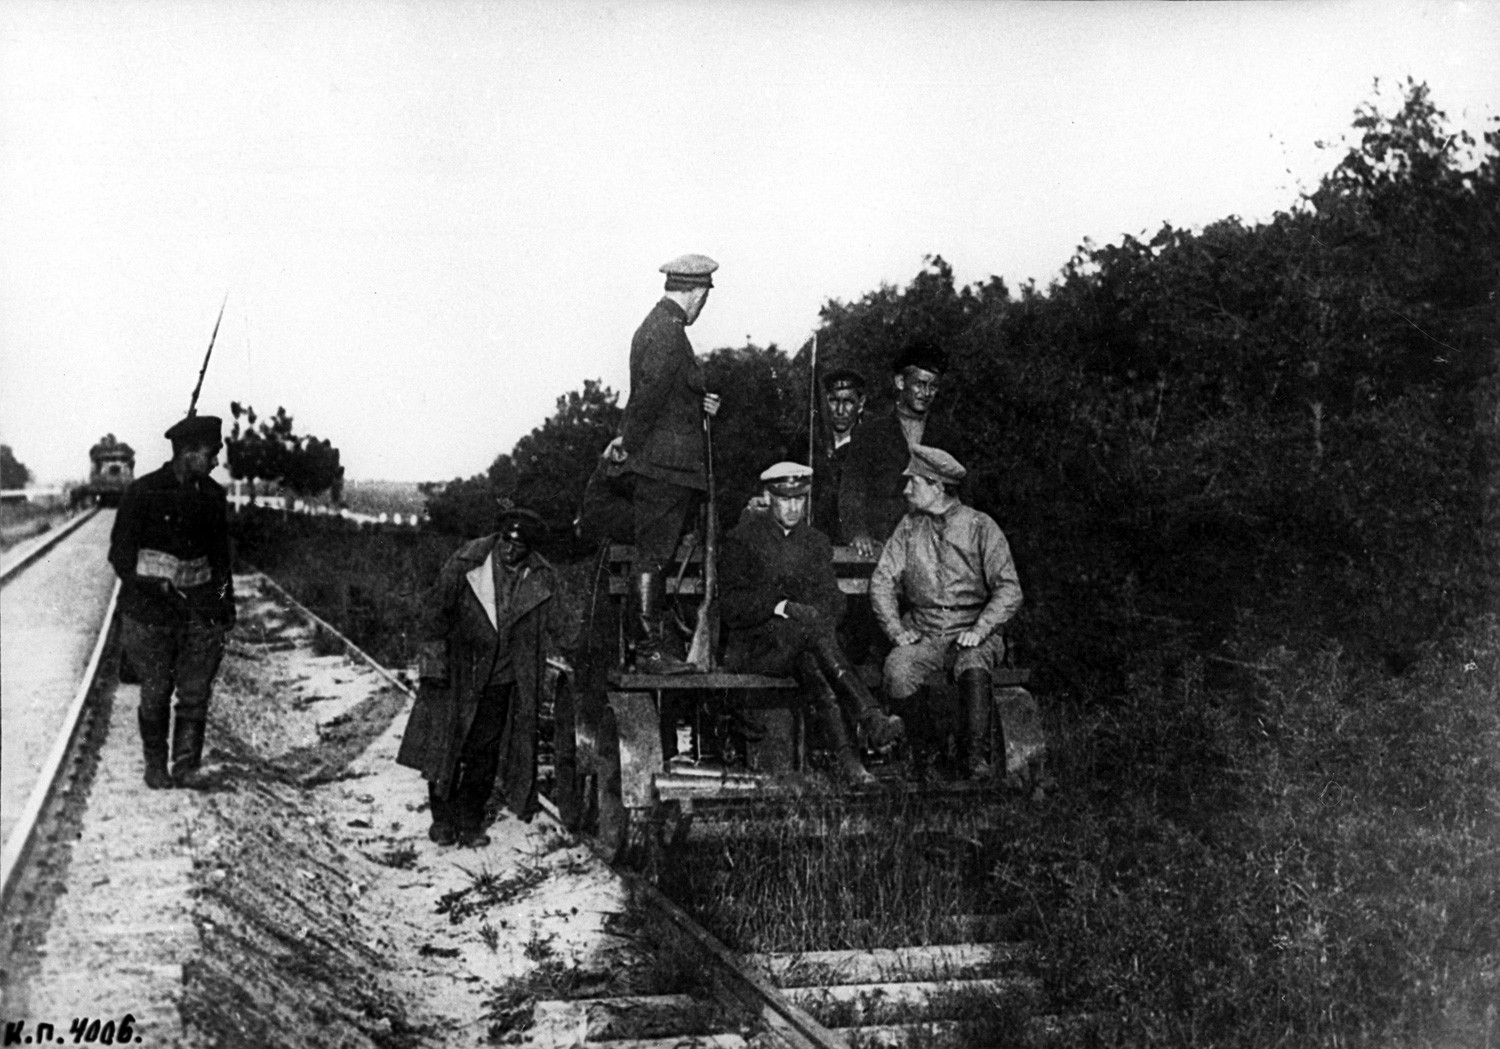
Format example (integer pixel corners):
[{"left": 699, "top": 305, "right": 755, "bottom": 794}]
[{"left": 719, "top": 463, "right": 904, "bottom": 785}]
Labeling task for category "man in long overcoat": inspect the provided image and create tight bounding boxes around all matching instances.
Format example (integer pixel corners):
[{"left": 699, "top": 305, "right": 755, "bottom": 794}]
[
  {"left": 603, "top": 253, "right": 722, "bottom": 673},
  {"left": 397, "top": 507, "right": 560, "bottom": 846},
  {"left": 720, "top": 463, "right": 904, "bottom": 784}
]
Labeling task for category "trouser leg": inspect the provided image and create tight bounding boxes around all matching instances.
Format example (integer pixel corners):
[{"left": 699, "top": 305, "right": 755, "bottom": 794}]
[
  {"left": 122, "top": 617, "right": 176, "bottom": 789},
  {"left": 631, "top": 479, "right": 698, "bottom": 674},
  {"left": 454, "top": 684, "right": 510, "bottom": 833},
  {"left": 170, "top": 619, "right": 226, "bottom": 785}
]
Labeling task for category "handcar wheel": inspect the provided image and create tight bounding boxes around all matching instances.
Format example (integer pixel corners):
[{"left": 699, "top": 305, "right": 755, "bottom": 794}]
[{"left": 596, "top": 706, "right": 629, "bottom": 864}]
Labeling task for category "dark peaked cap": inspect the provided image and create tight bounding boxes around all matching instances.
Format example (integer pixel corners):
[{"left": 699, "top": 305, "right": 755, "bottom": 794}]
[
  {"left": 821, "top": 367, "right": 867, "bottom": 393},
  {"left": 892, "top": 338, "right": 949, "bottom": 376},
  {"left": 164, "top": 414, "right": 223, "bottom": 447},
  {"left": 498, "top": 506, "right": 547, "bottom": 542},
  {"left": 660, "top": 253, "right": 718, "bottom": 290}
]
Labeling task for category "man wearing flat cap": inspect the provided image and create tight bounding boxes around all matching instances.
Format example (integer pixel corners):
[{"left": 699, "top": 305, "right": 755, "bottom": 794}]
[
  {"left": 397, "top": 505, "right": 563, "bottom": 846},
  {"left": 603, "top": 253, "right": 722, "bottom": 674},
  {"left": 109, "top": 413, "right": 237, "bottom": 789},
  {"left": 841, "top": 337, "right": 957, "bottom": 559},
  {"left": 870, "top": 445, "right": 1022, "bottom": 781},
  {"left": 720, "top": 462, "right": 904, "bottom": 784}
]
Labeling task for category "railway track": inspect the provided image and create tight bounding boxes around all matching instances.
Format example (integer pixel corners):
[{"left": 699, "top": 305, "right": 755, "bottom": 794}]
[
  {"left": 3, "top": 544, "right": 1069, "bottom": 1047},
  {"left": 0, "top": 510, "right": 119, "bottom": 917},
  {"left": 262, "top": 576, "right": 1076, "bottom": 1048}
]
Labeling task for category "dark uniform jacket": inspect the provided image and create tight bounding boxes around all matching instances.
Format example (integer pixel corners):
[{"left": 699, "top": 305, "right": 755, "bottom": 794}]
[
  {"left": 720, "top": 511, "right": 845, "bottom": 675},
  {"left": 810, "top": 424, "right": 857, "bottom": 544},
  {"left": 396, "top": 534, "right": 561, "bottom": 817},
  {"left": 619, "top": 297, "right": 707, "bottom": 490},
  {"left": 839, "top": 408, "right": 957, "bottom": 545},
  {"left": 107, "top": 462, "right": 235, "bottom": 627}
]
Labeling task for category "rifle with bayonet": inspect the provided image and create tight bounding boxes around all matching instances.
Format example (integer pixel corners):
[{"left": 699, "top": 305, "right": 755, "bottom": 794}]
[{"left": 188, "top": 291, "right": 229, "bottom": 416}]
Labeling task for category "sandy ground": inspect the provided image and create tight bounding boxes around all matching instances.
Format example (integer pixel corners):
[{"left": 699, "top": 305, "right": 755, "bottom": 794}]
[{"left": 12, "top": 573, "right": 638, "bottom": 1048}]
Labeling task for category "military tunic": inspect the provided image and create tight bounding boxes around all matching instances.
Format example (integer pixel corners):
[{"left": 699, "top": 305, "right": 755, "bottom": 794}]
[
  {"left": 870, "top": 502, "right": 1022, "bottom": 698},
  {"left": 108, "top": 462, "right": 236, "bottom": 731},
  {"left": 618, "top": 296, "right": 707, "bottom": 569}
]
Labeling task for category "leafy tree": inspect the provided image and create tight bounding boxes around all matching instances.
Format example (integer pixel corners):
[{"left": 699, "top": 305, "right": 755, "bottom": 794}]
[
  {"left": 226, "top": 403, "right": 345, "bottom": 503},
  {"left": 0, "top": 445, "right": 31, "bottom": 488}
]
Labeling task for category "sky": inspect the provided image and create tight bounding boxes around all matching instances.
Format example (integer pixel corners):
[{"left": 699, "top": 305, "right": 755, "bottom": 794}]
[{"left": 1, "top": 0, "right": 1496, "bottom": 486}]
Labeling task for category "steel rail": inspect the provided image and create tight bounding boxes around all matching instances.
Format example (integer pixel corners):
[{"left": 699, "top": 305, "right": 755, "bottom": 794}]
[
  {"left": 251, "top": 568, "right": 845, "bottom": 1049},
  {"left": 0, "top": 579, "right": 120, "bottom": 913},
  {"left": 0, "top": 508, "right": 99, "bottom": 586}
]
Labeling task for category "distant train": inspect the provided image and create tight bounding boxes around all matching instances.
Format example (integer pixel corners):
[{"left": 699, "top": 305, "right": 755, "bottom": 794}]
[{"left": 72, "top": 434, "right": 136, "bottom": 508}]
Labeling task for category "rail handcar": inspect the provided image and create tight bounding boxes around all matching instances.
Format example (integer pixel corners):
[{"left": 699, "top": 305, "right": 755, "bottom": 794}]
[
  {"left": 551, "top": 539, "right": 1046, "bottom": 866},
  {"left": 73, "top": 434, "right": 136, "bottom": 507}
]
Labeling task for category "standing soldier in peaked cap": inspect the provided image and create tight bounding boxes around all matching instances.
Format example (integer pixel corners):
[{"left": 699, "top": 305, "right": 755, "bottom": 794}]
[
  {"left": 719, "top": 462, "right": 904, "bottom": 784},
  {"left": 397, "top": 506, "right": 565, "bottom": 846},
  {"left": 108, "top": 413, "right": 237, "bottom": 789},
  {"left": 603, "top": 253, "right": 722, "bottom": 674},
  {"left": 870, "top": 445, "right": 1022, "bottom": 782}
]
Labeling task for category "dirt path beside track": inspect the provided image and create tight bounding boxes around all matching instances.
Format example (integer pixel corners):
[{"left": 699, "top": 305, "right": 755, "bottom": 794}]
[{"left": 8, "top": 574, "right": 635, "bottom": 1048}]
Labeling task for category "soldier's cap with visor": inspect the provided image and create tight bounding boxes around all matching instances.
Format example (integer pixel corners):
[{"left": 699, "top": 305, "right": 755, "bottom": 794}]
[
  {"left": 164, "top": 414, "right": 224, "bottom": 449},
  {"left": 903, "top": 444, "right": 966, "bottom": 484},
  {"left": 892, "top": 338, "right": 949, "bottom": 377},
  {"left": 759, "top": 461, "right": 813, "bottom": 497},
  {"left": 497, "top": 505, "right": 547, "bottom": 544},
  {"left": 660, "top": 253, "right": 718, "bottom": 291},
  {"left": 821, "top": 367, "right": 867, "bottom": 394}
]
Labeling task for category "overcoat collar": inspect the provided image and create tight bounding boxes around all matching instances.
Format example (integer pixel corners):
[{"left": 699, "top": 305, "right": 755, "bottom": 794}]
[{"left": 452, "top": 533, "right": 552, "bottom": 632}]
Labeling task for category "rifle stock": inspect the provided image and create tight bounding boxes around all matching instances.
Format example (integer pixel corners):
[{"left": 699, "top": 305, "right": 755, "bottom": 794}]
[{"left": 685, "top": 413, "right": 718, "bottom": 670}]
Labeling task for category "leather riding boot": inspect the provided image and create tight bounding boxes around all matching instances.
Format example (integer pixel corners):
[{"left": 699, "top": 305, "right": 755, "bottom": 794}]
[
  {"left": 632, "top": 570, "right": 693, "bottom": 675},
  {"left": 170, "top": 717, "right": 209, "bottom": 788},
  {"left": 808, "top": 680, "right": 876, "bottom": 787},
  {"left": 812, "top": 636, "right": 903, "bottom": 749},
  {"left": 957, "top": 670, "right": 995, "bottom": 779},
  {"left": 138, "top": 710, "right": 172, "bottom": 790},
  {"left": 896, "top": 687, "right": 939, "bottom": 785}
]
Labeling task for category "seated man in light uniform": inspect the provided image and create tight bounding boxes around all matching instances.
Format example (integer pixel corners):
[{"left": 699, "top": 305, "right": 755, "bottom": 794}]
[
  {"left": 870, "top": 446, "right": 1023, "bottom": 780},
  {"left": 720, "top": 462, "right": 904, "bottom": 785}
]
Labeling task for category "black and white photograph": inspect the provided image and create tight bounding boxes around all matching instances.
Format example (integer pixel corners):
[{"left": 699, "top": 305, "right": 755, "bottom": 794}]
[{"left": 1, "top": 1, "right": 1497, "bottom": 1045}]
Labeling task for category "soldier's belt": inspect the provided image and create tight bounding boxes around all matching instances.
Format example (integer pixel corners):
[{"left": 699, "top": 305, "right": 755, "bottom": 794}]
[
  {"left": 136, "top": 550, "right": 212, "bottom": 589},
  {"left": 917, "top": 602, "right": 985, "bottom": 612}
]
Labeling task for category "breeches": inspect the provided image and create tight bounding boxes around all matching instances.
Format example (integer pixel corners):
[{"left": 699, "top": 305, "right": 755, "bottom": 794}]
[
  {"left": 632, "top": 477, "right": 699, "bottom": 572},
  {"left": 883, "top": 631, "right": 1006, "bottom": 700},
  {"left": 122, "top": 615, "right": 226, "bottom": 725}
]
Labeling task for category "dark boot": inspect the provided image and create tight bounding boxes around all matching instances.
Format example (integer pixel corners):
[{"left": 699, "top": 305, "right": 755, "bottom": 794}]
[
  {"left": 428, "top": 783, "right": 457, "bottom": 845},
  {"left": 807, "top": 679, "right": 876, "bottom": 787},
  {"left": 812, "top": 636, "right": 903, "bottom": 748},
  {"left": 139, "top": 711, "right": 172, "bottom": 789},
  {"left": 632, "top": 570, "right": 694, "bottom": 675},
  {"left": 895, "top": 687, "right": 939, "bottom": 785},
  {"left": 170, "top": 718, "right": 208, "bottom": 788},
  {"left": 957, "top": 670, "right": 996, "bottom": 779}
]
